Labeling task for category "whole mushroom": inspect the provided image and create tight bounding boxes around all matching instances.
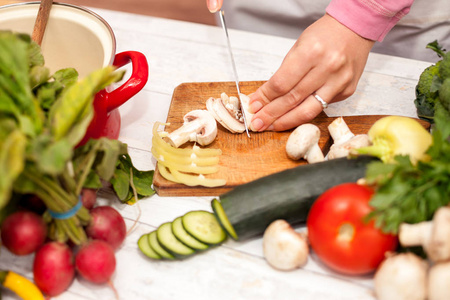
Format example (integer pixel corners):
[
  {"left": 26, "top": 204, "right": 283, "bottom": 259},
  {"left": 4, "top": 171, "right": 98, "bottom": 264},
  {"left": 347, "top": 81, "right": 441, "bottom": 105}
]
[
  {"left": 399, "top": 206, "right": 450, "bottom": 262},
  {"left": 374, "top": 252, "right": 428, "bottom": 300},
  {"left": 286, "top": 124, "right": 324, "bottom": 163},
  {"left": 428, "top": 260, "right": 450, "bottom": 300},
  {"left": 262, "top": 219, "right": 309, "bottom": 271},
  {"left": 166, "top": 109, "right": 218, "bottom": 148}
]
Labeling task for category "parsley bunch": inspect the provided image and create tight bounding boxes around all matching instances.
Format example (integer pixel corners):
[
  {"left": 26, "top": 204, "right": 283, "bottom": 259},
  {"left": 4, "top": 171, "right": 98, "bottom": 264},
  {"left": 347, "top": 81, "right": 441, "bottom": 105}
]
[{"left": 366, "top": 41, "right": 450, "bottom": 234}]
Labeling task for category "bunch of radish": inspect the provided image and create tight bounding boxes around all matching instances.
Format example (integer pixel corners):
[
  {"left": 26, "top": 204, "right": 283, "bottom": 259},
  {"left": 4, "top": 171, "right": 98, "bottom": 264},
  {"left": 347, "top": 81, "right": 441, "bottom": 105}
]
[{"left": 0, "top": 189, "right": 127, "bottom": 298}]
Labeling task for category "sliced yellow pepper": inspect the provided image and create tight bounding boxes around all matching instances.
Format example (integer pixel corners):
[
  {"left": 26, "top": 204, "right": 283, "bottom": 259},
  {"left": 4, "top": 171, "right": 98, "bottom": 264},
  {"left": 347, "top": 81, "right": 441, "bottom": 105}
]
[
  {"left": 0, "top": 270, "right": 45, "bottom": 300},
  {"left": 152, "top": 122, "right": 226, "bottom": 187}
]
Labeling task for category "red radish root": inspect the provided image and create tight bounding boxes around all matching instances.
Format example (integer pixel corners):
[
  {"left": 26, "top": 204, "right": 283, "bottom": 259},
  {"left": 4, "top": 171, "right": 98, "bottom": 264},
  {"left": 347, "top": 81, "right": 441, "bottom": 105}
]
[
  {"left": 33, "top": 242, "right": 75, "bottom": 297},
  {"left": 1, "top": 211, "right": 47, "bottom": 255},
  {"left": 81, "top": 188, "right": 97, "bottom": 210},
  {"left": 85, "top": 206, "right": 126, "bottom": 250},
  {"left": 75, "top": 240, "right": 116, "bottom": 284}
]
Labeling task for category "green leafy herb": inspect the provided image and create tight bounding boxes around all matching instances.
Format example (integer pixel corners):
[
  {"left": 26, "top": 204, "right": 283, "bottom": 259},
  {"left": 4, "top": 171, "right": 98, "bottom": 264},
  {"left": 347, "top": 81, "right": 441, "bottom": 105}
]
[
  {"left": 111, "top": 154, "right": 155, "bottom": 204},
  {"left": 0, "top": 31, "right": 154, "bottom": 245}
]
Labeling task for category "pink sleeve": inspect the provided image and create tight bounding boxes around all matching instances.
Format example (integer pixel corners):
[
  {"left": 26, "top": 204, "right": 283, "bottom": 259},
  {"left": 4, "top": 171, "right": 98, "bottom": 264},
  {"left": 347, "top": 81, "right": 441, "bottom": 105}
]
[{"left": 326, "top": 0, "right": 414, "bottom": 42}]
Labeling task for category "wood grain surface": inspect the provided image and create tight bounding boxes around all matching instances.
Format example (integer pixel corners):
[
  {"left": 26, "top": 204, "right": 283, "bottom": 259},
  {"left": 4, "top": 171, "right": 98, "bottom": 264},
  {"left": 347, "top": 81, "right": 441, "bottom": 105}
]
[{"left": 152, "top": 81, "right": 427, "bottom": 197}]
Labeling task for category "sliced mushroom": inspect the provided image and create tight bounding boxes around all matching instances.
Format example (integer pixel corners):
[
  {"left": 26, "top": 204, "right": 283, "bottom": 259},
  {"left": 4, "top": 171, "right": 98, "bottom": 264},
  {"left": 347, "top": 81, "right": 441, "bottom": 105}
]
[
  {"left": 166, "top": 109, "right": 218, "bottom": 148},
  {"left": 327, "top": 117, "right": 371, "bottom": 159},
  {"left": 327, "top": 134, "right": 371, "bottom": 159},
  {"left": 206, "top": 92, "right": 255, "bottom": 133},
  {"left": 328, "top": 116, "right": 355, "bottom": 145},
  {"left": 286, "top": 124, "right": 324, "bottom": 163}
]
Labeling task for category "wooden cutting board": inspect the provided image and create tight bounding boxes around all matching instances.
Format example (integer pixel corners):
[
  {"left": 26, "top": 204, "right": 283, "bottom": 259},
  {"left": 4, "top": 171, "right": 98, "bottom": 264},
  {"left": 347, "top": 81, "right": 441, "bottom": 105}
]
[{"left": 152, "top": 81, "right": 427, "bottom": 197}]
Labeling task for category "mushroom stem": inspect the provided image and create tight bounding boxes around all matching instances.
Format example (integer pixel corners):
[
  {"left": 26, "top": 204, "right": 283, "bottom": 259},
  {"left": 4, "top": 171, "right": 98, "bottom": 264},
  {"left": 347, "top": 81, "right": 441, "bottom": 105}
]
[{"left": 399, "top": 222, "right": 432, "bottom": 248}]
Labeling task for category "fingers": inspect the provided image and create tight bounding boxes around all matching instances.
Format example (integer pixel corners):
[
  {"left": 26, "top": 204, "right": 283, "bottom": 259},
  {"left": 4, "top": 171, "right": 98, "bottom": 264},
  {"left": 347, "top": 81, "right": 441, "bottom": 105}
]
[
  {"left": 249, "top": 43, "right": 314, "bottom": 112},
  {"left": 251, "top": 70, "right": 353, "bottom": 132},
  {"left": 265, "top": 95, "right": 324, "bottom": 131},
  {"left": 207, "top": 0, "right": 223, "bottom": 13},
  {"left": 249, "top": 65, "right": 326, "bottom": 130}
]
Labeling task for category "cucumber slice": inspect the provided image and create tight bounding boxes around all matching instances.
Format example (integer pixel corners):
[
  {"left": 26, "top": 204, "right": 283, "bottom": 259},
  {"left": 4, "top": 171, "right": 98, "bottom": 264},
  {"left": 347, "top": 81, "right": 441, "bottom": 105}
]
[
  {"left": 182, "top": 210, "right": 227, "bottom": 245},
  {"left": 172, "top": 217, "right": 209, "bottom": 251},
  {"left": 148, "top": 230, "right": 175, "bottom": 259},
  {"left": 211, "top": 198, "right": 238, "bottom": 240},
  {"left": 157, "top": 222, "right": 196, "bottom": 257},
  {"left": 138, "top": 233, "right": 161, "bottom": 259}
]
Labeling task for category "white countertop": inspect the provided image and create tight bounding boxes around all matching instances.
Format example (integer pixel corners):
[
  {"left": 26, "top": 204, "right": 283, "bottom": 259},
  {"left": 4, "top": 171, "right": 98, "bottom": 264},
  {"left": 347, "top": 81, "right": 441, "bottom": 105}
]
[{"left": 0, "top": 7, "right": 433, "bottom": 300}]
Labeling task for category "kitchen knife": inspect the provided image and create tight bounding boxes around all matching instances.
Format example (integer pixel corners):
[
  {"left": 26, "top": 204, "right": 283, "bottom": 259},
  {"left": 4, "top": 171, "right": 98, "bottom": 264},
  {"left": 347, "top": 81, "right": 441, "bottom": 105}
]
[{"left": 218, "top": 9, "right": 251, "bottom": 138}]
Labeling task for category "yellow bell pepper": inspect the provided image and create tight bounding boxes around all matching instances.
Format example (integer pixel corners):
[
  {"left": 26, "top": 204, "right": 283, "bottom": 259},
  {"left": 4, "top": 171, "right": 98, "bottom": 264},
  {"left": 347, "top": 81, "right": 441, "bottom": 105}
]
[
  {"left": 0, "top": 270, "right": 45, "bottom": 300},
  {"left": 357, "top": 116, "right": 432, "bottom": 163}
]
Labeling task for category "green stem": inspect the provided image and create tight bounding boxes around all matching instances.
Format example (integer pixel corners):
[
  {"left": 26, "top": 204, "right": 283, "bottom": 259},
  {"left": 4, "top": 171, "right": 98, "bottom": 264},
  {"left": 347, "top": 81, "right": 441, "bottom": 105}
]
[
  {"left": 74, "top": 142, "right": 100, "bottom": 195},
  {"left": 0, "top": 270, "right": 6, "bottom": 285},
  {"left": 23, "top": 169, "right": 77, "bottom": 211}
]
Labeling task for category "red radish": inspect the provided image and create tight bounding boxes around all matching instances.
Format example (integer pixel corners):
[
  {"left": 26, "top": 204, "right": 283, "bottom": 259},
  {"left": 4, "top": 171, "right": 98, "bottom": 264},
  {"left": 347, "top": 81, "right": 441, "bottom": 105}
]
[
  {"left": 75, "top": 240, "right": 116, "bottom": 284},
  {"left": 1, "top": 211, "right": 47, "bottom": 255},
  {"left": 81, "top": 188, "right": 97, "bottom": 210},
  {"left": 85, "top": 206, "right": 126, "bottom": 250},
  {"left": 33, "top": 242, "right": 75, "bottom": 297}
]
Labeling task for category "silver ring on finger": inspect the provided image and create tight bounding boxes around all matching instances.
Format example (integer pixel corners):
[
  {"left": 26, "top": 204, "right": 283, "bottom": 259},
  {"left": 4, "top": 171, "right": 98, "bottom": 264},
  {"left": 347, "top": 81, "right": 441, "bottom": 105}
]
[{"left": 313, "top": 94, "right": 328, "bottom": 109}]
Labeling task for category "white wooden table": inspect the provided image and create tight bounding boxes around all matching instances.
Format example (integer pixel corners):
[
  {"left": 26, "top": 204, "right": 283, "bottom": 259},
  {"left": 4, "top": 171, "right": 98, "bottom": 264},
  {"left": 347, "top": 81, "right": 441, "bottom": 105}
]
[{"left": 0, "top": 7, "right": 434, "bottom": 300}]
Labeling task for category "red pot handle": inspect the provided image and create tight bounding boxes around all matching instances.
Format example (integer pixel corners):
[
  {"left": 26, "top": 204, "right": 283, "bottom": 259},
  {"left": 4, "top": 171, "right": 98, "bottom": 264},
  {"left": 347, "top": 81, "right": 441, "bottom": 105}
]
[{"left": 101, "top": 51, "right": 148, "bottom": 112}]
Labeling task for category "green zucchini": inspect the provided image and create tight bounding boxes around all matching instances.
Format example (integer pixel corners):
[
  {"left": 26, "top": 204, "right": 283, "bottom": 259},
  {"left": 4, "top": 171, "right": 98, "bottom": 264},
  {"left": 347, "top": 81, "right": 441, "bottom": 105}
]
[
  {"left": 172, "top": 217, "right": 209, "bottom": 251},
  {"left": 182, "top": 211, "right": 227, "bottom": 245},
  {"left": 138, "top": 233, "right": 162, "bottom": 260},
  {"left": 212, "top": 156, "right": 378, "bottom": 241},
  {"left": 148, "top": 230, "right": 175, "bottom": 259},
  {"left": 212, "top": 198, "right": 238, "bottom": 240},
  {"left": 157, "top": 222, "right": 196, "bottom": 257}
]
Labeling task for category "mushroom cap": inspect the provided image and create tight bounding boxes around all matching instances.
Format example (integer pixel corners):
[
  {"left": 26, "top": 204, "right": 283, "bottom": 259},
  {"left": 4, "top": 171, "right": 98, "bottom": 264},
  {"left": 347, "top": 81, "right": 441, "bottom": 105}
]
[{"left": 286, "top": 124, "right": 321, "bottom": 160}]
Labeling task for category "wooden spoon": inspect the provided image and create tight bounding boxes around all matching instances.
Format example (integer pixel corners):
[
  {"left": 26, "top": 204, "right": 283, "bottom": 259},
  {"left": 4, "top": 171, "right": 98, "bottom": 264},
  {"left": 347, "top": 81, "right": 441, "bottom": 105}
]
[{"left": 31, "top": 0, "right": 53, "bottom": 46}]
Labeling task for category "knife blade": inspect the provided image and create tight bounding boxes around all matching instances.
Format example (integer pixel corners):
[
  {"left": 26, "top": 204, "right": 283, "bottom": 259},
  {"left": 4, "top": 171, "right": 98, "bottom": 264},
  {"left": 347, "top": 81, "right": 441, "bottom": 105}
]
[{"left": 218, "top": 9, "right": 251, "bottom": 138}]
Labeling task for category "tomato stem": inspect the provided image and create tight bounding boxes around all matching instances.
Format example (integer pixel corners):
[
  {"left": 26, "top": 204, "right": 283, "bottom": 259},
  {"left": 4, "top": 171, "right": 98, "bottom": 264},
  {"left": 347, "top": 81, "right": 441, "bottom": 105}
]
[{"left": 337, "top": 223, "right": 355, "bottom": 242}]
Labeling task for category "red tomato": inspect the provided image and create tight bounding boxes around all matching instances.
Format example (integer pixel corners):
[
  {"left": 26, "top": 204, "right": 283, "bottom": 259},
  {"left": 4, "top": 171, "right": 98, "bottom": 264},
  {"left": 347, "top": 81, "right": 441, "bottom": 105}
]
[{"left": 307, "top": 183, "right": 398, "bottom": 275}]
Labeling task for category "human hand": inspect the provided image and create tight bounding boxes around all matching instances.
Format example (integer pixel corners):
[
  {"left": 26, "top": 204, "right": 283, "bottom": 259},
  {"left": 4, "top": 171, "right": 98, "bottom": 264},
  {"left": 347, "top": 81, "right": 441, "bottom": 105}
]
[
  {"left": 207, "top": 0, "right": 223, "bottom": 13},
  {"left": 249, "top": 14, "right": 375, "bottom": 132}
]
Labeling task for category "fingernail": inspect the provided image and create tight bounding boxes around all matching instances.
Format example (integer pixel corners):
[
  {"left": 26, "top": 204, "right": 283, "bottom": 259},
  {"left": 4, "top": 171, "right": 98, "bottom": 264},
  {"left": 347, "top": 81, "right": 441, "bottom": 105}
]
[
  {"left": 251, "top": 118, "right": 264, "bottom": 131},
  {"left": 207, "top": 0, "right": 219, "bottom": 12},
  {"left": 249, "top": 101, "right": 263, "bottom": 114}
]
